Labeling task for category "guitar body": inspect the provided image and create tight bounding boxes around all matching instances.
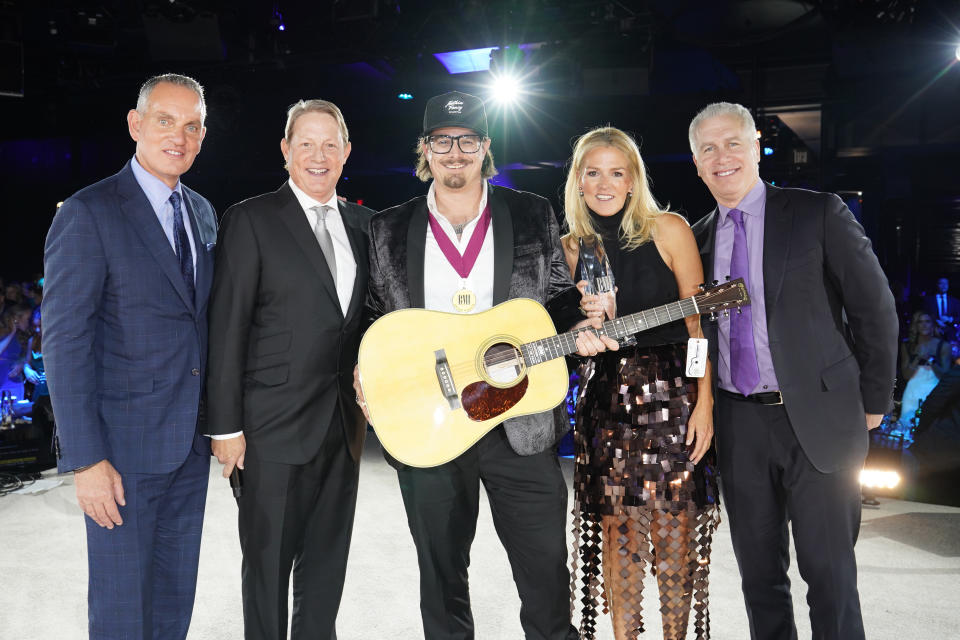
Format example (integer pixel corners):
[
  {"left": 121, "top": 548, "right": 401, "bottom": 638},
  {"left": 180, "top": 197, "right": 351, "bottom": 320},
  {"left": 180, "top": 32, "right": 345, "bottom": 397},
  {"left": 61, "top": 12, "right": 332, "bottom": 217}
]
[{"left": 358, "top": 298, "right": 570, "bottom": 467}]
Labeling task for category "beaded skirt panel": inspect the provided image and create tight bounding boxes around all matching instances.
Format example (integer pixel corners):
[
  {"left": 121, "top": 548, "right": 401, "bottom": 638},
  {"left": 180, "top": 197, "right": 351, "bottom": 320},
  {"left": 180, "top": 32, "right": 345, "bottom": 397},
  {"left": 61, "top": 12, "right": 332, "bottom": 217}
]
[{"left": 570, "top": 344, "right": 721, "bottom": 640}]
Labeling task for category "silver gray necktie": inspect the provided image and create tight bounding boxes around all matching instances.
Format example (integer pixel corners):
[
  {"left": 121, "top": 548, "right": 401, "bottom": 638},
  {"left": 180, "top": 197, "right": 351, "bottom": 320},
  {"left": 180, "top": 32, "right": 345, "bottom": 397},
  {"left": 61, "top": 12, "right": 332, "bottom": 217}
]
[{"left": 311, "top": 204, "right": 337, "bottom": 280}]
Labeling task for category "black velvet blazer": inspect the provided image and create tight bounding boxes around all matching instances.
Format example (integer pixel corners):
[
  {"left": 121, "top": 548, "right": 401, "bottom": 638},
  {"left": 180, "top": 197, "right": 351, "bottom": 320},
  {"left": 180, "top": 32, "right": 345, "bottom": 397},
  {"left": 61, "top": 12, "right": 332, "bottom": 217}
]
[{"left": 366, "top": 183, "right": 581, "bottom": 457}]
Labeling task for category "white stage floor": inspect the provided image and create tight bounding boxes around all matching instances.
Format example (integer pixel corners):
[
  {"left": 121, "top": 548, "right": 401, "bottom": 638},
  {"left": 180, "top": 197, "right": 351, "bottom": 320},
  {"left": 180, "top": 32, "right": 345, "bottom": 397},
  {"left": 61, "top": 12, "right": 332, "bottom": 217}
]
[{"left": 2, "top": 432, "right": 958, "bottom": 639}]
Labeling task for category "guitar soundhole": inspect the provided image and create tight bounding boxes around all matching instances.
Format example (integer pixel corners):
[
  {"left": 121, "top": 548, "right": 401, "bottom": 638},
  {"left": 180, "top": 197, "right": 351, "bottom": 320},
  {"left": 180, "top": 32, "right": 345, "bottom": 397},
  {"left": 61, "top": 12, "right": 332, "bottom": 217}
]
[
  {"left": 482, "top": 342, "right": 524, "bottom": 385},
  {"left": 461, "top": 376, "right": 529, "bottom": 422}
]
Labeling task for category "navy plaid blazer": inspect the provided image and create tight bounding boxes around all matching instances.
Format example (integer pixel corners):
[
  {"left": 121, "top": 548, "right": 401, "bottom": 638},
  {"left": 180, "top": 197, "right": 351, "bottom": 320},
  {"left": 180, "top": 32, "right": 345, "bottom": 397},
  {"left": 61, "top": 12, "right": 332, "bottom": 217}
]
[{"left": 44, "top": 161, "right": 217, "bottom": 474}]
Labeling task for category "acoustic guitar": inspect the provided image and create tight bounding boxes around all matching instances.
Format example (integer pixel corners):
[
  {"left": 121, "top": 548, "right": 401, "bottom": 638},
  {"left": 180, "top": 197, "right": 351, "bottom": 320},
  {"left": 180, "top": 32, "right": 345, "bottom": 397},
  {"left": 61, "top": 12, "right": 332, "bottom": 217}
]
[{"left": 358, "top": 279, "right": 749, "bottom": 467}]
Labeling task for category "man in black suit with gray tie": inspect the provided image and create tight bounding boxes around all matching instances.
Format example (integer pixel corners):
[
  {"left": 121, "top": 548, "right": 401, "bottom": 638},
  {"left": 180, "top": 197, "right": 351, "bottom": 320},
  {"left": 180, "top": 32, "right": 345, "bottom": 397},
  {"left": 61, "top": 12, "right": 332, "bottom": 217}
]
[
  {"left": 205, "top": 99, "right": 372, "bottom": 640},
  {"left": 689, "top": 102, "right": 899, "bottom": 640}
]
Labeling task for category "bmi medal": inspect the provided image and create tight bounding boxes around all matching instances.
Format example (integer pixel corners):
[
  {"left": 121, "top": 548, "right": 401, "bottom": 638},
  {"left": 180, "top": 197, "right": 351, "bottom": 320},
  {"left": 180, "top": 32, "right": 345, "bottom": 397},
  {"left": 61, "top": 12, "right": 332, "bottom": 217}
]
[{"left": 427, "top": 203, "right": 491, "bottom": 314}]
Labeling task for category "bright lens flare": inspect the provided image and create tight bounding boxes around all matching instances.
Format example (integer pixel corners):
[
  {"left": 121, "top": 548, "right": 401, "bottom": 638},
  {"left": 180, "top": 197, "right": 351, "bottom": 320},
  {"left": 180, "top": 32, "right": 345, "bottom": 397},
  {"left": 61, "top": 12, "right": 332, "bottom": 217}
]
[
  {"left": 490, "top": 73, "right": 522, "bottom": 104},
  {"left": 859, "top": 469, "right": 901, "bottom": 489},
  {"left": 955, "top": 44, "right": 960, "bottom": 62}
]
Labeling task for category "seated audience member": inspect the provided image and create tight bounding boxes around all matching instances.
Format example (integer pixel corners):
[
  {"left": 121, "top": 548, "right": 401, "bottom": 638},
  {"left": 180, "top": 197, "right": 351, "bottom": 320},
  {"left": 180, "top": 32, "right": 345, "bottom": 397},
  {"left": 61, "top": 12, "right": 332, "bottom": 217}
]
[
  {"left": 899, "top": 311, "right": 952, "bottom": 434},
  {"left": 923, "top": 276, "right": 960, "bottom": 341},
  {"left": 24, "top": 306, "right": 53, "bottom": 434},
  {"left": 0, "top": 304, "right": 32, "bottom": 398},
  {"left": 906, "top": 361, "right": 960, "bottom": 505},
  {"left": 5, "top": 282, "right": 24, "bottom": 307}
]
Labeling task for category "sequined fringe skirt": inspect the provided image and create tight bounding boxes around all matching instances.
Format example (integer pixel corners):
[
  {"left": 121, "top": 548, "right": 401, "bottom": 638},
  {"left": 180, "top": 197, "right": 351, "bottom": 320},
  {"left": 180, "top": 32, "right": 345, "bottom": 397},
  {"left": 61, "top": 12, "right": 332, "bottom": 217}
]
[{"left": 570, "top": 343, "right": 720, "bottom": 640}]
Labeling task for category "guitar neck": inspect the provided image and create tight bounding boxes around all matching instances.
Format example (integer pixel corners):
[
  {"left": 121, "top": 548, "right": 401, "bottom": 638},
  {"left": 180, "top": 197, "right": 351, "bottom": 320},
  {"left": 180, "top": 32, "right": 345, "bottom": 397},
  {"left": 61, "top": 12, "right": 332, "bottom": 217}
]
[{"left": 520, "top": 297, "right": 699, "bottom": 366}]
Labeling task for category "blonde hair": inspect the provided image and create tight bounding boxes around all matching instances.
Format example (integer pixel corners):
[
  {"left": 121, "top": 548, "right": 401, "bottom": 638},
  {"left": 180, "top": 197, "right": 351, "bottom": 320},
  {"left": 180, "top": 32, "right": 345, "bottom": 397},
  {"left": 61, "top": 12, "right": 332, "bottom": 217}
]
[
  {"left": 413, "top": 140, "right": 497, "bottom": 182},
  {"left": 908, "top": 310, "right": 940, "bottom": 350},
  {"left": 285, "top": 99, "right": 349, "bottom": 144},
  {"left": 563, "top": 126, "right": 668, "bottom": 250}
]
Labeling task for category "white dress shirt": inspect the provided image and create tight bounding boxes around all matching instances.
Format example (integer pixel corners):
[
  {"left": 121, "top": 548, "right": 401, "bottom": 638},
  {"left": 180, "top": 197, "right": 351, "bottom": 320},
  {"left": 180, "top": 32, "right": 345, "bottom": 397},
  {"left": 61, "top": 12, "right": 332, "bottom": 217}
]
[
  {"left": 130, "top": 155, "right": 197, "bottom": 277},
  {"left": 287, "top": 179, "right": 357, "bottom": 315},
  {"left": 423, "top": 181, "right": 495, "bottom": 314}
]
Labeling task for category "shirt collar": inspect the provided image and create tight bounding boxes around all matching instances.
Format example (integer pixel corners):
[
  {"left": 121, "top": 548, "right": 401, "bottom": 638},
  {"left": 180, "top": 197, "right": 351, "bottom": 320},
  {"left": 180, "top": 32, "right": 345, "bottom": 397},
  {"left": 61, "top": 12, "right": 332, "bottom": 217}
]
[
  {"left": 426, "top": 180, "right": 488, "bottom": 223},
  {"left": 717, "top": 178, "right": 765, "bottom": 225},
  {"left": 130, "top": 155, "right": 182, "bottom": 214},
  {"left": 287, "top": 178, "right": 339, "bottom": 214}
]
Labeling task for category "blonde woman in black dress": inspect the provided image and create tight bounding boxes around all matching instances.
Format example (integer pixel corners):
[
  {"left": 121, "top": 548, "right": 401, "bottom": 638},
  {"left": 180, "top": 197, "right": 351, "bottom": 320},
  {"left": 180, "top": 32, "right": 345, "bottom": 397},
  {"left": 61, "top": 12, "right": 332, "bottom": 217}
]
[{"left": 562, "top": 126, "right": 720, "bottom": 640}]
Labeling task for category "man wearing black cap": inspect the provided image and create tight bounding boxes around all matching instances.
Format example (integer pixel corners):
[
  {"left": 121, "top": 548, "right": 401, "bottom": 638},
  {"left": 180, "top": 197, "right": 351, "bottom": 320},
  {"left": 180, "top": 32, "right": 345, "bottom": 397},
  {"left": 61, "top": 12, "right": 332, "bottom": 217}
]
[{"left": 358, "top": 91, "right": 615, "bottom": 639}]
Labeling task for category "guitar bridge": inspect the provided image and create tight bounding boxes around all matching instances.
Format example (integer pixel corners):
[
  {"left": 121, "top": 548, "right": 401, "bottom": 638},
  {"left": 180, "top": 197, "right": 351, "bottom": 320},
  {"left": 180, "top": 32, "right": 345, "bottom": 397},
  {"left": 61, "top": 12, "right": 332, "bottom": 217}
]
[{"left": 434, "top": 350, "right": 461, "bottom": 410}]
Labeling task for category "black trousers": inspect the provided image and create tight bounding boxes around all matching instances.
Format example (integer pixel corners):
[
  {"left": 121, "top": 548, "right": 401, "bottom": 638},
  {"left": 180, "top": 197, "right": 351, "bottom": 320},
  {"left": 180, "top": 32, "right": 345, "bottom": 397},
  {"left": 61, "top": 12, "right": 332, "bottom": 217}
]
[
  {"left": 238, "top": 416, "right": 360, "bottom": 640},
  {"left": 716, "top": 394, "right": 865, "bottom": 640},
  {"left": 396, "top": 427, "right": 578, "bottom": 640}
]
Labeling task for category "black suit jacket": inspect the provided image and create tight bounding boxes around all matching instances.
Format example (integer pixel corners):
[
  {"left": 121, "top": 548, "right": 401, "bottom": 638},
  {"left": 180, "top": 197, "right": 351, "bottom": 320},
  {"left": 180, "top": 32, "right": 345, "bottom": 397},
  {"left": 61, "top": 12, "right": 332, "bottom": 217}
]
[
  {"left": 206, "top": 183, "right": 373, "bottom": 464},
  {"left": 692, "top": 183, "right": 899, "bottom": 473},
  {"left": 922, "top": 293, "right": 960, "bottom": 322},
  {"left": 366, "top": 183, "right": 581, "bottom": 458}
]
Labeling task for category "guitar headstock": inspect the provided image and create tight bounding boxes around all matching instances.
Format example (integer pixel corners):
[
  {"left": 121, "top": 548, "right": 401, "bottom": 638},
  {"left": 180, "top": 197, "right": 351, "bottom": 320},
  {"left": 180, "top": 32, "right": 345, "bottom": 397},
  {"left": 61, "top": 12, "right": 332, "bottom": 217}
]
[{"left": 694, "top": 278, "right": 750, "bottom": 314}]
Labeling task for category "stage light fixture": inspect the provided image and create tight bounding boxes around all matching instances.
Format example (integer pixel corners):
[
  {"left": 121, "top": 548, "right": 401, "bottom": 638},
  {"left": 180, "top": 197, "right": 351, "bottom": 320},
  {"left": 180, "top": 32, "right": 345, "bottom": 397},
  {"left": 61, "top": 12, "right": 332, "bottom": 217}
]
[
  {"left": 397, "top": 92, "right": 413, "bottom": 100},
  {"left": 763, "top": 147, "right": 774, "bottom": 156},
  {"left": 490, "top": 73, "right": 522, "bottom": 104},
  {"left": 278, "top": 24, "right": 285, "bottom": 31},
  {"left": 859, "top": 469, "right": 901, "bottom": 489}
]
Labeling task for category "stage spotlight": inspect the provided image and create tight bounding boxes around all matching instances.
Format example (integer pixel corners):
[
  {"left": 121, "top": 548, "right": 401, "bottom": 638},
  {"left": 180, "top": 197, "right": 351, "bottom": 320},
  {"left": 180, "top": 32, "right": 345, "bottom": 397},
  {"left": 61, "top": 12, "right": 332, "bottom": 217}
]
[
  {"left": 763, "top": 147, "right": 774, "bottom": 156},
  {"left": 397, "top": 92, "right": 413, "bottom": 100},
  {"left": 955, "top": 44, "right": 960, "bottom": 61},
  {"left": 860, "top": 469, "right": 901, "bottom": 489},
  {"left": 490, "top": 73, "right": 522, "bottom": 104}
]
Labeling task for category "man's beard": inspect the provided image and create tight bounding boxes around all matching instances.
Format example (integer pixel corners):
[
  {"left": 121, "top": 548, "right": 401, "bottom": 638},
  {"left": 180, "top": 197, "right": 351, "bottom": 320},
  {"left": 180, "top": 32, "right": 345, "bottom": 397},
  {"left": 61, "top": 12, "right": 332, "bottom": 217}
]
[{"left": 440, "top": 174, "right": 467, "bottom": 189}]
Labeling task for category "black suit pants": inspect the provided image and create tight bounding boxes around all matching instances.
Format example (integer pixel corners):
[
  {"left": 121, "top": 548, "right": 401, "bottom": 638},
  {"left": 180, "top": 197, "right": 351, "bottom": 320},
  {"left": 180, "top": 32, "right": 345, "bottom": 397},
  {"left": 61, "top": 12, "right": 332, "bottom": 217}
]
[
  {"left": 238, "top": 414, "right": 360, "bottom": 640},
  {"left": 396, "top": 427, "right": 578, "bottom": 640},
  {"left": 717, "top": 393, "right": 865, "bottom": 640}
]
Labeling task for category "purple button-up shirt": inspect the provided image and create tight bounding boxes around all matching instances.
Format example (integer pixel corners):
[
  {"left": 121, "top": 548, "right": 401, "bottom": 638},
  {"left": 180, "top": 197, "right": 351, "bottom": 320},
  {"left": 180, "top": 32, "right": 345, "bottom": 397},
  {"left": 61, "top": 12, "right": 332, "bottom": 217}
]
[{"left": 712, "top": 179, "right": 781, "bottom": 394}]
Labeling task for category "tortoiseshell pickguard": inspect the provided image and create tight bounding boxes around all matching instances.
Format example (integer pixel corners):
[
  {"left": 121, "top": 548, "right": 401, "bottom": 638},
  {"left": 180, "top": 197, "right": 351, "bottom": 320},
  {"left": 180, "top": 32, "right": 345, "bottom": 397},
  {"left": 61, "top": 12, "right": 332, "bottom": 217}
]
[{"left": 461, "top": 376, "right": 529, "bottom": 421}]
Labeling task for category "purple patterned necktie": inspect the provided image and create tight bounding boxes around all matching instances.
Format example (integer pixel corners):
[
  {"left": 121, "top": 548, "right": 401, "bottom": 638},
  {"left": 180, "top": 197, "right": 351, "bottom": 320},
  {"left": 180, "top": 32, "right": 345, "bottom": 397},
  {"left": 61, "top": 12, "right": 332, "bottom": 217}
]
[{"left": 728, "top": 208, "right": 760, "bottom": 395}]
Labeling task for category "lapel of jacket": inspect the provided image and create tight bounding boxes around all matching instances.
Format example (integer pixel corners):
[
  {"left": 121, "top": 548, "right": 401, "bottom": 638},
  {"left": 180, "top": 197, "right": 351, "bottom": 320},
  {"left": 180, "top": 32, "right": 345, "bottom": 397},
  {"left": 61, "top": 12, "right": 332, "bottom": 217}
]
[
  {"left": 116, "top": 163, "right": 196, "bottom": 312},
  {"left": 488, "top": 184, "right": 514, "bottom": 305},
  {"left": 697, "top": 207, "right": 719, "bottom": 284},
  {"left": 275, "top": 183, "right": 341, "bottom": 315},
  {"left": 339, "top": 201, "right": 367, "bottom": 323},
  {"left": 406, "top": 200, "right": 429, "bottom": 309},
  {"left": 182, "top": 189, "right": 213, "bottom": 314},
  {"left": 761, "top": 183, "right": 792, "bottom": 311}
]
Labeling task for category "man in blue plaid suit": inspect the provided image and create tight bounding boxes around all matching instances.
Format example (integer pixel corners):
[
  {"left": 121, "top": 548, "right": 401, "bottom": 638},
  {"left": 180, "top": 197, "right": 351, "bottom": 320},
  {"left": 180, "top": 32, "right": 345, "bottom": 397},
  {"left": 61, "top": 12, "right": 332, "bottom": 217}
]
[{"left": 43, "top": 73, "right": 217, "bottom": 639}]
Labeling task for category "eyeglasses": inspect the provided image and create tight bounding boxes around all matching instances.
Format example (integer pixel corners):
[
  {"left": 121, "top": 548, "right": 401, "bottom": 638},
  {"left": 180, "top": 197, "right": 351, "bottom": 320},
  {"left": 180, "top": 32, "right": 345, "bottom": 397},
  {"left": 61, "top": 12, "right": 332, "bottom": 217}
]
[{"left": 426, "top": 134, "right": 484, "bottom": 154}]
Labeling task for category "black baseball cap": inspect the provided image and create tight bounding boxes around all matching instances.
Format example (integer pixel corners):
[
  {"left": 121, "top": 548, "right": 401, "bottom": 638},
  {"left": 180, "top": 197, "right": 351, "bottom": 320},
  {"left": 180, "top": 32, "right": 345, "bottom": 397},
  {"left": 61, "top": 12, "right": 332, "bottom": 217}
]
[{"left": 422, "top": 91, "right": 488, "bottom": 138}]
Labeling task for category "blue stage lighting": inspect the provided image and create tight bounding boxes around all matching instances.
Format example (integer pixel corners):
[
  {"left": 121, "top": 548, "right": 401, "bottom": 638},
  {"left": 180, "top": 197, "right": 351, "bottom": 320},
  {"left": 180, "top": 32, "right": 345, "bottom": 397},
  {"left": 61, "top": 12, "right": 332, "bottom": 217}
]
[
  {"left": 763, "top": 147, "right": 774, "bottom": 156},
  {"left": 278, "top": 24, "right": 285, "bottom": 31},
  {"left": 433, "top": 44, "right": 538, "bottom": 74},
  {"left": 397, "top": 92, "right": 414, "bottom": 100}
]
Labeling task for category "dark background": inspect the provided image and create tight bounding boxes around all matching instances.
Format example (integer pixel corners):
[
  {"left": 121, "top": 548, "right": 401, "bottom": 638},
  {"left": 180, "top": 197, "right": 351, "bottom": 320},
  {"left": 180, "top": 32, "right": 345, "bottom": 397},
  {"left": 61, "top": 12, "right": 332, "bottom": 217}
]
[{"left": 2, "top": 0, "right": 959, "bottom": 298}]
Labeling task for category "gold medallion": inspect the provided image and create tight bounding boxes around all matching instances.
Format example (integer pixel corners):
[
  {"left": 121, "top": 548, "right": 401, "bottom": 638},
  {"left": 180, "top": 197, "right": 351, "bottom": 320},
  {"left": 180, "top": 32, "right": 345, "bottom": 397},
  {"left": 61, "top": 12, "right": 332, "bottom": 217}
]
[{"left": 452, "top": 288, "right": 477, "bottom": 313}]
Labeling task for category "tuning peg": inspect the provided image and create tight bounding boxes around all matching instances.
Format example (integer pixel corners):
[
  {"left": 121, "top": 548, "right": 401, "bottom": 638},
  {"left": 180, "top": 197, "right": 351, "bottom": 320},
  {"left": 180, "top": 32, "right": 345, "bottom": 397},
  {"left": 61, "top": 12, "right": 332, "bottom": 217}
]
[
  {"left": 722, "top": 310, "right": 730, "bottom": 317},
  {"left": 725, "top": 275, "right": 731, "bottom": 281},
  {"left": 737, "top": 308, "right": 743, "bottom": 314},
  {"left": 712, "top": 280, "right": 719, "bottom": 286},
  {"left": 709, "top": 312, "right": 718, "bottom": 321},
  {"left": 698, "top": 283, "right": 706, "bottom": 291}
]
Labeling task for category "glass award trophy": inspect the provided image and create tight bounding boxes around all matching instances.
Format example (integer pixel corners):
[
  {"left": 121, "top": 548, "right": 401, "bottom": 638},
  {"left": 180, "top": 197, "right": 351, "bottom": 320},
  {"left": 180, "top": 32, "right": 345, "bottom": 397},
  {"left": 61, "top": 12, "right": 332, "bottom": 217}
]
[{"left": 578, "top": 235, "right": 636, "bottom": 347}]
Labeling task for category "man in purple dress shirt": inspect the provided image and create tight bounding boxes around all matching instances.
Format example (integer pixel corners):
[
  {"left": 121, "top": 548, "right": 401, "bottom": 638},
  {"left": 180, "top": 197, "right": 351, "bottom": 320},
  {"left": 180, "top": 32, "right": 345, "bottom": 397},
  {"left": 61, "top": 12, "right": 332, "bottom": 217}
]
[{"left": 689, "top": 102, "right": 898, "bottom": 640}]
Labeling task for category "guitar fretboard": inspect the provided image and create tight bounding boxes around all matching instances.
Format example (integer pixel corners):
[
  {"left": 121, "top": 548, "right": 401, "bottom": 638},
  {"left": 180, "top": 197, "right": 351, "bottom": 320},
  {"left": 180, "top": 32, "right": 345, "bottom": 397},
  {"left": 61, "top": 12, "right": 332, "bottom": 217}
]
[{"left": 520, "top": 297, "right": 699, "bottom": 366}]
